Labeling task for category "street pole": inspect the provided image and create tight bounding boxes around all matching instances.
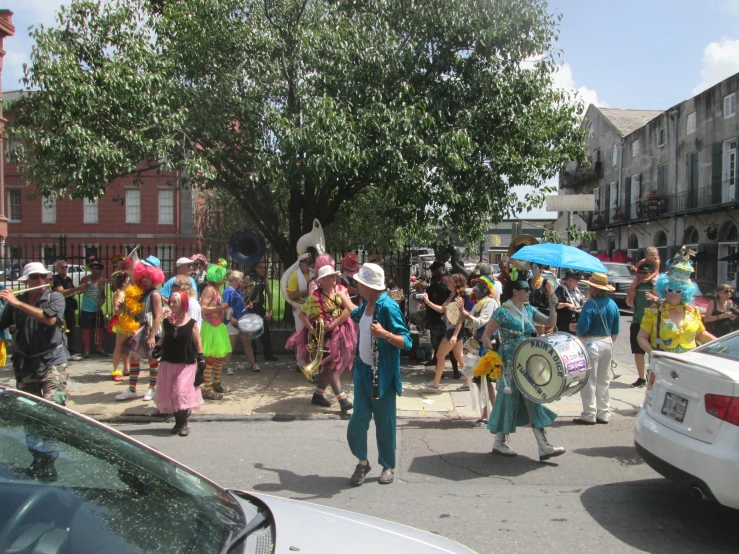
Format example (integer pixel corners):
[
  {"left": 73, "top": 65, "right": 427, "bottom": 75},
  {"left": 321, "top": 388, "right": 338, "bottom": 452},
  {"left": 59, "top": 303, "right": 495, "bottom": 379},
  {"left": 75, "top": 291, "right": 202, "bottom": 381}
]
[{"left": 567, "top": 210, "right": 573, "bottom": 246}]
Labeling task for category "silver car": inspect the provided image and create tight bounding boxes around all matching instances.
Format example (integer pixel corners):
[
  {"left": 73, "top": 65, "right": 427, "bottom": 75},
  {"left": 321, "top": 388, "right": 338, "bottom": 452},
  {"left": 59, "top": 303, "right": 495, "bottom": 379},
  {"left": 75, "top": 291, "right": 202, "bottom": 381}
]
[{"left": 0, "top": 387, "right": 477, "bottom": 554}]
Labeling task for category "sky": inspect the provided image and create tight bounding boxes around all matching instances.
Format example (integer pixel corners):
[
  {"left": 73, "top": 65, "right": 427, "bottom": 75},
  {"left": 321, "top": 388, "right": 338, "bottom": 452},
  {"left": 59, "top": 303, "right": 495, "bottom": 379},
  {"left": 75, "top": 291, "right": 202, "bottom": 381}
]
[{"left": 4, "top": 0, "right": 739, "bottom": 219}]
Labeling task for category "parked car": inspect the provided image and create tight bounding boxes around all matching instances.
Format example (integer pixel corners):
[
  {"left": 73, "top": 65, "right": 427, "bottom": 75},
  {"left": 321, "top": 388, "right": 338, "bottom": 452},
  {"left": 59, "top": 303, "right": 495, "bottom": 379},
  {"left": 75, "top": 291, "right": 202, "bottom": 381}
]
[
  {"left": 47, "top": 264, "right": 90, "bottom": 287},
  {"left": 0, "top": 386, "right": 477, "bottom": 554},
  {"left": 634, "top": 332, "right": 739, "bottom": 510},
  {"left": 577, "top": 262, "right": 634, "bottom": 306}
]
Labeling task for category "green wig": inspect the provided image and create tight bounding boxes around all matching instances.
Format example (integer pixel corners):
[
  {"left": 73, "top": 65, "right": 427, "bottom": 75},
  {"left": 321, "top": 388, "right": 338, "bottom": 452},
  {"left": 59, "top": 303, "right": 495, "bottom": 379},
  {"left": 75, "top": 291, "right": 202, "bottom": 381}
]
[{"left": 206, "top": 258, "right": 228, "bottom": 284}]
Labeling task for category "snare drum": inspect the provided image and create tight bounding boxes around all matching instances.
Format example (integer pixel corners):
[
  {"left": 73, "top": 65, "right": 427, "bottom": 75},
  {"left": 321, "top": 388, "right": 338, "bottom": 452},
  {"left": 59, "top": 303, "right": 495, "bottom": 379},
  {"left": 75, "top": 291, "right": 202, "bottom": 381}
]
[
  {"left": 512, "top": 332, "right": 591, "bottom": 403},
  {"left": 237, "top": 314, "right": 264, "bottom": 339}
]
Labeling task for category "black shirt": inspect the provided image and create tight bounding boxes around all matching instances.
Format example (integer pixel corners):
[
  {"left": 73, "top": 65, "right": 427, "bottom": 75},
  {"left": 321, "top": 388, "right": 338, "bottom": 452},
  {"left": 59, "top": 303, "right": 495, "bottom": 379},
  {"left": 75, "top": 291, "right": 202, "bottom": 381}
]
[
  {"left": 555, "top": 284, "right": 584, "bottom": 332},
  {"left": 53, "top": 274, "right": 76, "bottom": 307},
  {"left": 425, "top": 280, "right": 449, "bottom": 326},
  {"left": 247, "top": 272, "right": 266, "bottom": 306},
  {"left": 160, "top": 319, "right": 197, "bottom": 364}
]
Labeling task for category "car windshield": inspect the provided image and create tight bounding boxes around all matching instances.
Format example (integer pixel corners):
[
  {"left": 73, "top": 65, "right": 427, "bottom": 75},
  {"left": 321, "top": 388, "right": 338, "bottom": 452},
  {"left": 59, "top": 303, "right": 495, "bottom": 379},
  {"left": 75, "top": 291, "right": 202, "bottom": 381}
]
[
  {"left": 698, "top": 332, "right": 739, "bottom": 361},
  {"left": 603, "top": 263, "right": 632, "bottom": 277},
  {"left": 0, "top": 389, "right": 245, "bottom": 553}
]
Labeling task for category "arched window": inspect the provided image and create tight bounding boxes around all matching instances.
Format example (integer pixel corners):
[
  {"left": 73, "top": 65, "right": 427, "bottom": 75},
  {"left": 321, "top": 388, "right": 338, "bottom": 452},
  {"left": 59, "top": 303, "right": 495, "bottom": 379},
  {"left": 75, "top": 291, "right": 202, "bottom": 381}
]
[
  {"left": 683, "top": 226, "right": 699, "bottom": 244},
  {"left": 628, "top": 234, "right": 639, "bottom": 250},
  {"left": 654, "top": 231, "right": 668, "bottom": 247},
  {"left": 720, "top": 222, "right": 738, "bottom": 242}
]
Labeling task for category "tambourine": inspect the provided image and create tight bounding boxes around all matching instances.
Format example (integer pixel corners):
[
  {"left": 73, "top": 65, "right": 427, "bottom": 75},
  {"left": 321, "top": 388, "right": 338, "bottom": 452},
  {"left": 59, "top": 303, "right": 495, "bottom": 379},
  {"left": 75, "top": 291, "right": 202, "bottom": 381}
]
[{"left": 445, "top": 302, "right": 462, "bottom": 325}]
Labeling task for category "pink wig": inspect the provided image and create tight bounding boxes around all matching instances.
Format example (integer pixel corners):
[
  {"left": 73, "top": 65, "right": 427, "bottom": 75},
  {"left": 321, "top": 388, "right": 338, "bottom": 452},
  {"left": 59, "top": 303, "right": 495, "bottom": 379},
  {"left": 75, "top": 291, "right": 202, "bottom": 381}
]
[
  {"left": 133, "top": 261, "right": 165, "bottom": 287},
  {"left": 314, "top": 254, "right": 336, "bottom": 275}
]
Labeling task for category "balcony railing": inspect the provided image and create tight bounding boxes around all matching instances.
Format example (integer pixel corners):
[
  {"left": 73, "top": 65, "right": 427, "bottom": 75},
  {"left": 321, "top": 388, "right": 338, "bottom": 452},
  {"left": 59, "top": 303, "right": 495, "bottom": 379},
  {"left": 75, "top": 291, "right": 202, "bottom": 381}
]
[
  {"left": 589, "top": 181, "right": 738, "bottom": 230},
  {"left": 559, "top": 161, "right": 603, "bottom": 189}
]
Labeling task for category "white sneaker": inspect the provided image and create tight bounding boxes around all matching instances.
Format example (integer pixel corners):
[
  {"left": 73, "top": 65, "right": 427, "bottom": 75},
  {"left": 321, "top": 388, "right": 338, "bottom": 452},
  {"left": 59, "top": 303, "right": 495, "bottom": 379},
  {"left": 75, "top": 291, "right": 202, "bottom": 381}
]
[
  {"left": 69, "top": 354, "right": 83, "bottom": 361},
  {"left": 116, "top": 389, "right": 138, "bottom": 401},
  {"left": 252, "top": 363, "right": 261, "bottom": 372},
  {"left": 226, "top": 368, "right": 234, "bottom": 375},
  {"left": 143, "top": 388, "right": 155, "bottom": 401}
]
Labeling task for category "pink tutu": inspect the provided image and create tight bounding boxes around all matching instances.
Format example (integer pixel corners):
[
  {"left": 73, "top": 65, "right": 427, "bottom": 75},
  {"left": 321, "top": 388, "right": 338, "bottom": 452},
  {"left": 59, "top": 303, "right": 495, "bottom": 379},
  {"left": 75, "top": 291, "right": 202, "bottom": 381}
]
[
  {"left": 286, "top": 319, "right": 357, "bottom": 375},
  {"left": 154, "top": 361, "right": 204, "bottom": 413}
]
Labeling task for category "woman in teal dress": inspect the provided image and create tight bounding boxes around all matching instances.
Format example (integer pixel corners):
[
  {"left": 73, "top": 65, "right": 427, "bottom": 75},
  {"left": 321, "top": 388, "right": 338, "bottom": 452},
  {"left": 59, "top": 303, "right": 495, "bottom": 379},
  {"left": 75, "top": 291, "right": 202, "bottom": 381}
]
[{"left": 481, "top": 277, "right": 565, "bottom": 461}]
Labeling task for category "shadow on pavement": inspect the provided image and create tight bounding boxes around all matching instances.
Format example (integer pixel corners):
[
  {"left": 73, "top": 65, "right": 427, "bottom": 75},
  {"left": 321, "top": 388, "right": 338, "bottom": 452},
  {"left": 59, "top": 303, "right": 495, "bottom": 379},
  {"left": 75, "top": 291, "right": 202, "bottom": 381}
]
[
  {"left": 123, "top": 427, "right": 175, "bottom": 438},
  {"left": 580, "top": 479, "right": 739, "bottom": 553},
  {"left": 407, "top": 451, "right": 554, "bottom": 481},
  {"left": 251, "top": 462, "right": 352, "bottom": 499},
  {"left": 573, "top": 445, "right": 645, "bottom": 467}
]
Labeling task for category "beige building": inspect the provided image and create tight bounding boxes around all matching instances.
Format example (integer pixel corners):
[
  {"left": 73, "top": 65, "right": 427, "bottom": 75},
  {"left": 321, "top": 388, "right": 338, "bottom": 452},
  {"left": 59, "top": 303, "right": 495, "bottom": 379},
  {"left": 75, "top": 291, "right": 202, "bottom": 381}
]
[{"left": 560, "top": 72, "right": 739, "bottom": 285}]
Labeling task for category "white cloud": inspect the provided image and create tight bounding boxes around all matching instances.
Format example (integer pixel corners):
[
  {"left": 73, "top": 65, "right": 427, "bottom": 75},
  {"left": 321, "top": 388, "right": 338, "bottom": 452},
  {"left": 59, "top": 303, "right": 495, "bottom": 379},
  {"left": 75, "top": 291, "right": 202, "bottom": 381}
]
[
  {"left": 693, "top": 38, "right": 739, "bottom": 94},
  {"left": 552, "top": 62, "right": 605, "bottom": 111}
]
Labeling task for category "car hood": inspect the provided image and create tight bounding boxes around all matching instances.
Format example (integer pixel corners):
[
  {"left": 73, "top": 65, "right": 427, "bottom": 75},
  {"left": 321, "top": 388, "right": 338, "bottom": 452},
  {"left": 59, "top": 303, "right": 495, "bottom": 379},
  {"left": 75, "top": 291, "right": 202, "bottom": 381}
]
[{"left": 243, "top": 492, "right": 477, "bottom": 554}]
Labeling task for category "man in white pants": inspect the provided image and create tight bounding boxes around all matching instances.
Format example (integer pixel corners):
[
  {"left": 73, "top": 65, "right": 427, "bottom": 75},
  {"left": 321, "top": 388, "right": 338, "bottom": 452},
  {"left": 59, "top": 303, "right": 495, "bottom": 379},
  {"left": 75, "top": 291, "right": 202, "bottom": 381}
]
[{"left": 573, "top": 272, "right": 620, "bottom": 425}]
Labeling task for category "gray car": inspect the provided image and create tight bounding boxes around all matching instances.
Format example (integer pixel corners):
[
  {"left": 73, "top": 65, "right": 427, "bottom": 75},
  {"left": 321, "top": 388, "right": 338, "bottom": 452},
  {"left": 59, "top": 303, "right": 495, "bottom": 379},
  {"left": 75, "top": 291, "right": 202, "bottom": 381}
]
[
  {"left": 577, "top": 262, "right": 634, "bottom": 306},
  {"left": 0, "top": 386, "right": 477, "bottom": 554}
]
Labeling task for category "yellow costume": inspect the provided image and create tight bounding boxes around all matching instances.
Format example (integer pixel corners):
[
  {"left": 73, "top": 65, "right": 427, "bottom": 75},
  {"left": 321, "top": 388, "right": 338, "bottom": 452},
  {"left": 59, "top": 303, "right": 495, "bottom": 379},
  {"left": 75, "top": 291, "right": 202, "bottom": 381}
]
[{"left": 640, "top": 303, "right": 705, "bottom": 353}]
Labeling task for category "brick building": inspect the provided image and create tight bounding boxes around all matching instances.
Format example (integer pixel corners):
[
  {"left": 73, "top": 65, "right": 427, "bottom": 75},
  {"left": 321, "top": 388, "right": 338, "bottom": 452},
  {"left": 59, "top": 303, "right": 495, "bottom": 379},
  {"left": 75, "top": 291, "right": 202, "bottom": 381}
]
[
  {"left": 0, "top": 10, "right": 15, "bottom": 245},
  {"left": 3, "top": 90, "right": 203, "bottom": 273}
]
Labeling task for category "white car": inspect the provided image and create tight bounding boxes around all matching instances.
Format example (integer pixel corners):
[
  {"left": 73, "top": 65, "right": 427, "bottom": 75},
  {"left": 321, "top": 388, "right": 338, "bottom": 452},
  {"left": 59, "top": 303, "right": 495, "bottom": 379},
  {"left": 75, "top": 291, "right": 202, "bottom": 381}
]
[
  {"left": 47, "top": 264, "right": 90, "bottom": 287},
  {"left": 634, "top": 332, "right": 739, "bottom": 509}
]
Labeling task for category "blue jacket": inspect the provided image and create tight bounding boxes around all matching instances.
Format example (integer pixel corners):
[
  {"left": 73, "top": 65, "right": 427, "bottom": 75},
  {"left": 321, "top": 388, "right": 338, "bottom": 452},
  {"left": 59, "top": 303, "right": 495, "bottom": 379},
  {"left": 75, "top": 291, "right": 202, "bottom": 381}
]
[
  {"left": 351, "top": 292, "right": 412, "bottom": 397},
  {"left": 576, "top": 296, "right": 621, "bottom": 337}
]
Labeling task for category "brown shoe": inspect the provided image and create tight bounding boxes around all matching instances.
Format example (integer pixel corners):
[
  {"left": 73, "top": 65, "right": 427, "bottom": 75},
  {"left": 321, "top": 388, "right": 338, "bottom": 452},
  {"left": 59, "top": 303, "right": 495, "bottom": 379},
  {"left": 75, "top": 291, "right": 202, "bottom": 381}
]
[
  {"left": 178, "top": 426, "right": 190, "bottom": 437},
  {"left": 213, "top": 383, "right": 232, "bottom": 393},
  {"left": 378, "top": 468, "right": 394, "bottom": 485},
  {"left": 350, "top": 463, "right": 371, "bottom": 487},
  {"left": 202, "top": 389, "right": 224, "bottom": 400}
]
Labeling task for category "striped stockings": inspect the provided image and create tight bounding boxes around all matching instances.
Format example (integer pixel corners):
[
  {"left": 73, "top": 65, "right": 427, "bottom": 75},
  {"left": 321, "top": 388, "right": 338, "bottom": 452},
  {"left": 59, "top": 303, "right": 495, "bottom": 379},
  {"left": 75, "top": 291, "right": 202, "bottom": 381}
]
[
  {"left": 213, "top": 358, "right": 224, "bottom": 385},
  {"left": 127, "top": 360, "right": 159, "bottom": 393}
]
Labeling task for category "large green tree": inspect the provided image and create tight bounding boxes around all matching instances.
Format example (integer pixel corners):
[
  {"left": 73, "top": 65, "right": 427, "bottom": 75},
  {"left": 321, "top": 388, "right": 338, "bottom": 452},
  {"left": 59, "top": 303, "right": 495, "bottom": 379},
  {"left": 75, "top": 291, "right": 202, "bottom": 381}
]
[{"left": 13, "top": 0, "right": 586, "bottom": 264}]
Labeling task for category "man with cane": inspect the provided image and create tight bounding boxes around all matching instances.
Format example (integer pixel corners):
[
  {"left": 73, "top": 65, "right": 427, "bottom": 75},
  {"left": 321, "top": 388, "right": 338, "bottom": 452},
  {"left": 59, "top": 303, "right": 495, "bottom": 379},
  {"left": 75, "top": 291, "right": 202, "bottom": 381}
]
[{"left": 337, "top": 263, "right": 411, "bottom": 487}]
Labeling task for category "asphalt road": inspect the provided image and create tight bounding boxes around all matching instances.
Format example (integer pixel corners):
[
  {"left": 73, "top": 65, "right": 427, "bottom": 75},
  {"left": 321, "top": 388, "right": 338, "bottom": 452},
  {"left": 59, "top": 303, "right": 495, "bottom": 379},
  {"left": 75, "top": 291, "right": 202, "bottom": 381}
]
[{"left": 114, "top": 316, "right": 739, "bottom": 554}]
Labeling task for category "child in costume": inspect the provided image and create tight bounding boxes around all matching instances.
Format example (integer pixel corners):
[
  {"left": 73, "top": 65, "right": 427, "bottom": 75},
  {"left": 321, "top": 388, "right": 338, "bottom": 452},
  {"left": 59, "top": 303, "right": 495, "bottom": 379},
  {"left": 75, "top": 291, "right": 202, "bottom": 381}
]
[
  {"left": 109, "top": 272, "right": 131, "bottom": 382},
  {"left": 116, "top": 256, "right": 165, "bottom": 401},
  {"left": 199, "top": 259, "right": 233, "bottom": 400},
  {"left": 286, "top": 254, "right": 357, "bottom": 414}
]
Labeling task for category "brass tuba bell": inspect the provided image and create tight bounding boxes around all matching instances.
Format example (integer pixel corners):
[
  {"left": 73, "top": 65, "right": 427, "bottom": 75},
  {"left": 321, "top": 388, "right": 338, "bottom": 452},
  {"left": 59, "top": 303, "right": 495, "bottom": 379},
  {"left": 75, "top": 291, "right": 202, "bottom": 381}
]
[
  {"left": 228, "top": 228, "right": 266, "bottom": 268},
  {"left": 507, "top": 234, "right": 539, "bottom": 271},
  {"left": 298, "top": 318, "right": 326, "bottom": 383}
]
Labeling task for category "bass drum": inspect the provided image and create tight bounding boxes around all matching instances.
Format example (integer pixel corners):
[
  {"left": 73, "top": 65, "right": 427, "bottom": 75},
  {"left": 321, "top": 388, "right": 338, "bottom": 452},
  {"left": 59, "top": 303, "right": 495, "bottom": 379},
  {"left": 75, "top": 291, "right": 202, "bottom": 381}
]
[
  {"left": 512, "top": 332, "right": 591, "bottom": 404},
  {"left": 237, "top": 314, "right": 264, "bottom": 340}
]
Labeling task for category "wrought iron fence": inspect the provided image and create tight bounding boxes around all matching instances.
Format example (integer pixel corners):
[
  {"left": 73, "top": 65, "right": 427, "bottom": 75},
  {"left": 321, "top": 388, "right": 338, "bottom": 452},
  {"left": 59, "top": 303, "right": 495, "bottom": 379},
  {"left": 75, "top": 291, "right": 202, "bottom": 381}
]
[{"left": 0, "top": 242, "right": 414, "bottom": 331}]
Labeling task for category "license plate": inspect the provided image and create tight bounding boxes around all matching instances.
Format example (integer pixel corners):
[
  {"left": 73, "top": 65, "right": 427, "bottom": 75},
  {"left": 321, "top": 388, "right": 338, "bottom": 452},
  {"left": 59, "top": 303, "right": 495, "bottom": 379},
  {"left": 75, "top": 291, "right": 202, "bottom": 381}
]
[{"left": 661, "top": 392, "right": 688, "bottom": 423}]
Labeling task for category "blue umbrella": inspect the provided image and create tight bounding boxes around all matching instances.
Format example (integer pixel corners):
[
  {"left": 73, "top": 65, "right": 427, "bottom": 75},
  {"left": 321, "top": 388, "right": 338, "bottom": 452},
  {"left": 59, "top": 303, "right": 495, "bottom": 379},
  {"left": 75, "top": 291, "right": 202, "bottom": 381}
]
[{"left": 511, "top": 243, "right": 607, "bottom": 274}]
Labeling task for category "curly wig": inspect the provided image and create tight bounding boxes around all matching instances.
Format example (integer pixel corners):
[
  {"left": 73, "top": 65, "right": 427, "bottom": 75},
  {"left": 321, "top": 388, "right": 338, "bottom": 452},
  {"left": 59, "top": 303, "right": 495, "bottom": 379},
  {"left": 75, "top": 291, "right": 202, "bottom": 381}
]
[
  {"left": 207, "top": 259, "right": 228, "bottom": 284},
  {"left": 168, "top": 290, "right": 189, "bottom": 314},
  {"left": 314, "top": 254, "right": 336, "bottom": 275},
  {"left": 132, "top": 261, "right": 165, "bottom": 287},
  {"left": 654, "top": 273, "right": 697, "bottom": 305}
]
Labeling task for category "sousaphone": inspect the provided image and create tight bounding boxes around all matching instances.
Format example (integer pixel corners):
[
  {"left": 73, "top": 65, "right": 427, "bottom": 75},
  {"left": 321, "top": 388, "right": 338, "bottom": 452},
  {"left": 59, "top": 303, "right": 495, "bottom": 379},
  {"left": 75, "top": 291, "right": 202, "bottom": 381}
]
[{"left": 507, "top": 234, "right": 539, "bottom": 271}]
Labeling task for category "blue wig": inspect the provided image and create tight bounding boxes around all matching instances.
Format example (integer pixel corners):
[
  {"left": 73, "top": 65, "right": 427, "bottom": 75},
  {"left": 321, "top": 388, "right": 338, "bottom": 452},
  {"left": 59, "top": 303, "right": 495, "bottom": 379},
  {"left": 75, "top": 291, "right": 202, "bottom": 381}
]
[{"left": 654, "top": 273, "right": 697, "bottom": 305}]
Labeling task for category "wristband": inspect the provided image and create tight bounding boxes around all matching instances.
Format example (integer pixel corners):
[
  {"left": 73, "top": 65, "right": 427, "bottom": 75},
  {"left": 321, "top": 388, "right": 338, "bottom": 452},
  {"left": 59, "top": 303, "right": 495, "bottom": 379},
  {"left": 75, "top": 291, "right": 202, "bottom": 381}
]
[{"left": 385, "top": 332, "right": 392, "bottom": 342}]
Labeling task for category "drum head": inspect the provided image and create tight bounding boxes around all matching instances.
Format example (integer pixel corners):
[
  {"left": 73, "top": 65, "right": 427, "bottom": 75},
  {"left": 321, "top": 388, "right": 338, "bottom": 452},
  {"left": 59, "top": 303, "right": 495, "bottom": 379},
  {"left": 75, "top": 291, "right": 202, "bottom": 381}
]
[
  {"left": 513, "top": 333, "right": 589, "bottom": 403},
  {"left": 238, "top": 314, "right": 264, "bottom": 337},
  {"left": 445, "top": 302, "right": 461, "bottom": 326}
]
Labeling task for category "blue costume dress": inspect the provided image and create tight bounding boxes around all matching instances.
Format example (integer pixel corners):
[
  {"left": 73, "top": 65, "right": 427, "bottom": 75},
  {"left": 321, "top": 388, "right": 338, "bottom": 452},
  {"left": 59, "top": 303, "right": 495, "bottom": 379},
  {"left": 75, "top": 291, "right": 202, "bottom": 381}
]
[{"left": 487, "top": 303, "right": 557, "bottom": 434}]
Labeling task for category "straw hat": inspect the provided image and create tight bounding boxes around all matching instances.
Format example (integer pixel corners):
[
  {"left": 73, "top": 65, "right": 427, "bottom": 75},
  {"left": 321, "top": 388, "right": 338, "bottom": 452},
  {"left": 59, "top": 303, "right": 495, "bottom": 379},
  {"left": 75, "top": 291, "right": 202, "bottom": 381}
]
[{"left": 581, "top": 272, "right": 615, "bottom": 291}]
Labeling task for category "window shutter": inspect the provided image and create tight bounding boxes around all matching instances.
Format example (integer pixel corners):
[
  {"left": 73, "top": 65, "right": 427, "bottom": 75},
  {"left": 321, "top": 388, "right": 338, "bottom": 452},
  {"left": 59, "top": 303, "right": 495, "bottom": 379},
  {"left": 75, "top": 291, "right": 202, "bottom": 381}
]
[
  {"left": 625, "top": 176, "right": 632, "bottom": 218},
  {"left": 712, "top": 142, "right": 723, "bottom": 204}
]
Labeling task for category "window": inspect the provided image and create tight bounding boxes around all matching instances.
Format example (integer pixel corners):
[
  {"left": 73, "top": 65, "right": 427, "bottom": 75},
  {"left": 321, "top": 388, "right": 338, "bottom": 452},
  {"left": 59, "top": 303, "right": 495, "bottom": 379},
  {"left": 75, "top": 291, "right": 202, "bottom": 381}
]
[
  {"left": 632, "top": 139, "right": 640, "bottom": 158},
  {"left": 724, "top": 93, "right": 736, "bottom": 119},
  {"left": 5, "top": 139, "right": 21, "bottom": 164},
  {"left": 41, "top": 244, "right": 57, "bottom": 266},
  {"left": 41, "top": 196, "right": 56, "bottom": 224},
  {"left": 84, "top": 245, "right": 99, "bottom": 261},
  {"left": 158, "top": 244, "right": 174, "bottom": 274},
  {"left": 7, "top": 245, "right": 21, "bottom": 260},
  {"left": 612, "top": 144, "right": 618, "bottom": 167},
  {"left": 657, "top": 163, "right": 668, "bottom": 194},
  {"left": 158, "top": 189, "right": 174, "bottom": 225},
  {"left": 7, "top": 189, "right": 22, "bottom": 222},
  {"left": 656, "top": 127, "right": 666, "bottom": 147},
  {"left": 125, "top": 189, "right": 141, "bottom": 224},
  {"left": 83, "top": 198, "right": 99, "bottom": 224},
  {"left": 687, "top": 112, "right": 696, "bottom": 135}
]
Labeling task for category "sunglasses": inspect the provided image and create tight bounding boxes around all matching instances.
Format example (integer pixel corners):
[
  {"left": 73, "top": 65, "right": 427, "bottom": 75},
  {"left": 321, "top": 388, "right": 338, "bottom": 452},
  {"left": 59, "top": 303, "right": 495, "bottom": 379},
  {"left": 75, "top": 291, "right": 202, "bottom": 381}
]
[
  {"left": 721, "top": 290, "right": 734, "bottom": 294},
  {"left": 666, "top": 287, "right": 684, "bottom": 294},
  {"left": 27, "top": 274, "right": 46, "bottom": 280}
]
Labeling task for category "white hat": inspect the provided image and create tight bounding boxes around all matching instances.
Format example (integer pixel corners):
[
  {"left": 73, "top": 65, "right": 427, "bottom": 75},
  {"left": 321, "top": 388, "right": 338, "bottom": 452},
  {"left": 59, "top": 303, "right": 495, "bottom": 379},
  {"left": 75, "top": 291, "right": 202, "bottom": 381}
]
[
  {"left": 19, "top": 262, "right": 52, "bottom": 281},
  {"left": 176, "top": 257, "right": 193, "bottom": 267},
  {"left": 353, "top": 263, "right": 386, "bottom": 291},
  {"left": 315, "top": 265, "right": 340, "bottom": 280}
]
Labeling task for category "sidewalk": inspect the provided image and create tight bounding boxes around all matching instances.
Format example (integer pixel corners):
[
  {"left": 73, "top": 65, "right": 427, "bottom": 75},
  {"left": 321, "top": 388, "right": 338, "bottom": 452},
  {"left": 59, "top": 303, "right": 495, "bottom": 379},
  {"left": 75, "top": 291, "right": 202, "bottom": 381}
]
[{"left": 0, "top": 351, "right": 648, "bottom": 423}]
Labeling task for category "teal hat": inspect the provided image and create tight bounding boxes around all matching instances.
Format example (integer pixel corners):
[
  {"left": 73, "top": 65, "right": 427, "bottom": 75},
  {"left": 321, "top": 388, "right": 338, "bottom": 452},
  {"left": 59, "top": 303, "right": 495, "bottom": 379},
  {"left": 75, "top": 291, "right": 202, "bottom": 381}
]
[{"left": 141, "top": 255, "right": 161, "bottom": 268}]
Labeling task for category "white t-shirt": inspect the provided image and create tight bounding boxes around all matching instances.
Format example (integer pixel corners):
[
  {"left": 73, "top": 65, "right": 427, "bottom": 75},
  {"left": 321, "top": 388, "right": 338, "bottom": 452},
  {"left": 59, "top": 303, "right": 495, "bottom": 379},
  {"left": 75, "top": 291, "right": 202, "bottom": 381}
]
[
  {"left": 359, "top": 313, "right": 374, "bottom": 366},
  {"left": 409, "top": 293, "right": 422, "bottom": 315},
  {"left": 187, "top": 299, "right": 202, "bottom": 330}
]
